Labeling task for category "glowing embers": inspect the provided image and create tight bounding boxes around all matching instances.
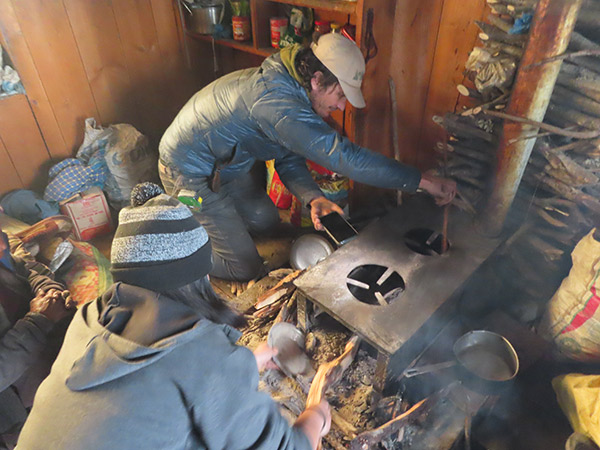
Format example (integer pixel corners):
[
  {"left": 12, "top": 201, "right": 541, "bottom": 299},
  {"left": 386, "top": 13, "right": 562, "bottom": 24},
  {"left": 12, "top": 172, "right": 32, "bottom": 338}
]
[
  {"left": 346, "top": 264, "right": 405, "bottom": 306},
  {"left": 404, "top": 228, "right": 450, "bottom": 256}
]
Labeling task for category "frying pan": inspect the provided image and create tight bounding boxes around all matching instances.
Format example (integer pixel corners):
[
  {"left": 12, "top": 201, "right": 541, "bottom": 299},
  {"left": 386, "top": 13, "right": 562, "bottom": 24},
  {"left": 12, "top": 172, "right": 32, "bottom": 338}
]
[{"left": 402, "top": 330, "right": 519, "bottom": 394}]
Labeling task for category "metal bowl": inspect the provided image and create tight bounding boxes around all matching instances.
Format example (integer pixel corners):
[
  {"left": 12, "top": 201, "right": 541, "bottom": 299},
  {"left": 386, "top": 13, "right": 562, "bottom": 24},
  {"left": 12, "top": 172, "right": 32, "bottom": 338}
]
[
  {"left": 268, "top": 322, "right": 314, "bottom": 376},
  {"left": 289, "top": 234, "right": 334, "bottom": 270}
]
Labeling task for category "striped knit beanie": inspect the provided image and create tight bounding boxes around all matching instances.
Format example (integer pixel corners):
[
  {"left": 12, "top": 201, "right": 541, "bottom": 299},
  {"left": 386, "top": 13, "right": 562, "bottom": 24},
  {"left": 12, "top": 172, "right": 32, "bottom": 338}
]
[{"left": 110, "top": 182, "right": 212, "bottom": 291}]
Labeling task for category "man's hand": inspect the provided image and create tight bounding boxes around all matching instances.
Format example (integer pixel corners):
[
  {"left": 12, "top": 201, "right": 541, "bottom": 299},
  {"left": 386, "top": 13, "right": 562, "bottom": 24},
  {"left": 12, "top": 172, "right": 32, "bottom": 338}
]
[
  {"left": 418, "top": 173, "right": 457, "bottom": 206},
  {"left": 30, "top": 289, "right": 75, "bottom": 323},
  {"left": 309, "top": 197, "right": 344, "bottom": 231},
  {"left": 253, "top": 342, "right": 279, "bottom": 371}
]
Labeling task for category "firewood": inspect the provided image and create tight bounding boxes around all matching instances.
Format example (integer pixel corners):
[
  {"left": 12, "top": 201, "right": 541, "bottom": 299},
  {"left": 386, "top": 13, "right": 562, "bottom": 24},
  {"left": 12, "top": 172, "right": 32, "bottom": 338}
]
[
  {"left": 482, "top": 110, "right": 600, "bottom": 139},
  {"left": 461, "top": 92, "right": 510, "bottom": 117},
  {"left": 307, "top": 335, "right": 360, "bottom": 450},
  {"left": 576, "top": 1, "right": 600, "bottom": 32},
  {"left": 273, "top": 291, "right": 298, "bottom": 324},
  {"left": 485, "top": 39, "right": 524, "bottom": 58},
  {"left": 539, "top": 145, "right": 600, "bottom": 186},
  {"left": 552, "top": 85, "right": 600, "bottom": 118},
  {"left": 556, "top": 75, "right": 600, "bottom": 103},
  {"left": 535, "top": 173, "right": 600, "bottom": 215},
  {"left": 451, "top": 145, "right": 496, "bottom": 163},
  {"left": 524, "top": 50, "right": 600, "bottom": 71},
  {"left": 547, "top": 102, "right": 600, "bottom": 131},
  {"left": 433, "top": 114, "right": 497, "bottom": 142},
  {"left": 560, "top": 62, "right": 600, "bottom": 85},
  {"left": 487, "top": 14, "right": 514, "bottom": 33},
  {"left": 348, "top": 399, "right": 428, "bottom": 450},
  {"left": 457, "top": 84, "right": 483, "bottom": 100},
  {"left": 446, "top": 152, "right": 492, "bottom": 169},
  {"left": 551, "top": 137, "right": 600, "bottom": 153},
  {"left": 569, "top": 31, "right": 600, "bottom": 53},
  {"left": 534, "top": 205, "right": 570, "bottom": 228},
  {"left": 476, "top": 21, "right": 527, "bottom": 46},
  {"left": 535, "top": 225, "right": 577, "bottom": 247},
  {"left": 526, "top": 234, "right": 565, "bottom": 261}
]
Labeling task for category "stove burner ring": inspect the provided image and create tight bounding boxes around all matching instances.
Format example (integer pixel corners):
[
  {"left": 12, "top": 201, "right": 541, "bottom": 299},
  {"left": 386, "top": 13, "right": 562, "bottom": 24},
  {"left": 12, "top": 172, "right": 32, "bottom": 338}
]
[
  {"left": 404, "top": 228, "right": 450, "bottom": 255},
  {"left": 346, "top": 264, "right": 405, "bottom": 306}
]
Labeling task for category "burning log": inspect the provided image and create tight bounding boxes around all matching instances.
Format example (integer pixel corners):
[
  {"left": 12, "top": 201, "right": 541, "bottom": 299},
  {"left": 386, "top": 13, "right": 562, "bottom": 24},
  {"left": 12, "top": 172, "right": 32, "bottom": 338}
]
[{"left": 348, "top": 399, "right": 428, "bottom": 450}]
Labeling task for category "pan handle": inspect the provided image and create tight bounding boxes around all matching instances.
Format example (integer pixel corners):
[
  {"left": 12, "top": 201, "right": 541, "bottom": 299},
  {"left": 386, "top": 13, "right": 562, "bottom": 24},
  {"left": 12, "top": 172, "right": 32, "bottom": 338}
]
[{"left": 402, "top": 360, "right": 456, "bottom": 378}]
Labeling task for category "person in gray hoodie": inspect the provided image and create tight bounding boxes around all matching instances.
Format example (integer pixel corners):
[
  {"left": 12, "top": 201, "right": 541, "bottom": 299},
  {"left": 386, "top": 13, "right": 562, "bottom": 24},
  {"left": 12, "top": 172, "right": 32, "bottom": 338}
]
[{"left": 16, "top": 182, "right": 330, "bottom": 450}]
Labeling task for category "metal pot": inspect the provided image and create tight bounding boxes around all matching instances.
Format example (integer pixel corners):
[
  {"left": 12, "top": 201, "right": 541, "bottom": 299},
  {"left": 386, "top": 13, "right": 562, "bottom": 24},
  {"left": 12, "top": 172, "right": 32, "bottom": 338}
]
[
  {"left": 182, "top": 1, "right": 224, "bottom": 35},
  {"left": 403, "top": 330, "right": 519, "bottom": 394}
]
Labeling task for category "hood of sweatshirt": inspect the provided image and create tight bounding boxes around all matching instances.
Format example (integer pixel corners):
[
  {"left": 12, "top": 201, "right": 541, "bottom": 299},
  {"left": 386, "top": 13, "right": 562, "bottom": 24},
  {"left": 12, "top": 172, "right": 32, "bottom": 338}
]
[{"left": 65, "top": 282, "right": 241, "bottom": 391}]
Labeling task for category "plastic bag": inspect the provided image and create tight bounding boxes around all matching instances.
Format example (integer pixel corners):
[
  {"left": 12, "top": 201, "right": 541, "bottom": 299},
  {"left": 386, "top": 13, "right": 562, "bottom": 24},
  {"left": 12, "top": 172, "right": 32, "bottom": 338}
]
[
  {"left": 78, "top": 118, "right": 158, "bottom": 210},
  {"left": 553, "top": 373, "right": 600, "bottom": 446},
  {"left": 539, "top": 229, "right": 600, "bottom": 361}
]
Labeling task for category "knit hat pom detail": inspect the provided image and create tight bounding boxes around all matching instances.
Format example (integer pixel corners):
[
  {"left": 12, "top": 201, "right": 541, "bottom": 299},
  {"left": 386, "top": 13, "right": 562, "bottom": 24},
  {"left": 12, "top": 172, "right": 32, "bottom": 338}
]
[{"left": 130, "top": 182, "right": 165, "bottom": 207}]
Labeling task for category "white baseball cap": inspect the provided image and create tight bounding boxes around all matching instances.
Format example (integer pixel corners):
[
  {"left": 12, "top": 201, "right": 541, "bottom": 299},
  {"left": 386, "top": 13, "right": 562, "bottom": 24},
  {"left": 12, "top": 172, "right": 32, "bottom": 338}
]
[{"left": 311, "top": 33, "right": 366, "bottom": 109}]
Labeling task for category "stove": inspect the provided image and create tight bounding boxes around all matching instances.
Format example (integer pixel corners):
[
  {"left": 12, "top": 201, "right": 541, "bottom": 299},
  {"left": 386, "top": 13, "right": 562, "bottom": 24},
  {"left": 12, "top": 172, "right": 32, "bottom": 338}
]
[{"left": 294, "top": 195, "right": 500, "bottom": 385}]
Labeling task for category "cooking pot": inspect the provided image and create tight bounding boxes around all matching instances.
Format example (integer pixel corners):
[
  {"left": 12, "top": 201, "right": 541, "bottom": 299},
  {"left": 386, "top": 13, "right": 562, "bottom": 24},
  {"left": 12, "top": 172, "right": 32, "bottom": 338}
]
[
  {"left": 182, "top": 1, "right": 224, "bottom": 35},
  {"left": 402, "top": 330, "right": 519, "bottom": 394}
]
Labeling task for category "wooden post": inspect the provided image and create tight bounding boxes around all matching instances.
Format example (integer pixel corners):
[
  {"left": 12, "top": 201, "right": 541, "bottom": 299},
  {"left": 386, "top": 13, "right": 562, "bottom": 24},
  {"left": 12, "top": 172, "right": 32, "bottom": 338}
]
[{"left": 481, "top": 0, "right": 583, "bottom": 235}]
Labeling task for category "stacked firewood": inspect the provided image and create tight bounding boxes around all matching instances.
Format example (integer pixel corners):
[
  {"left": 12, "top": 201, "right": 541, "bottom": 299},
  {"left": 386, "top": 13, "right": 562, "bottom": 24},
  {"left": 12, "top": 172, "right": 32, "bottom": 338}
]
[
  {"left": 433, "top": 0, "right": 600, "bottom": 315},
  {"left": 432, "top": 0, "right": 537, "bottom": 212}
]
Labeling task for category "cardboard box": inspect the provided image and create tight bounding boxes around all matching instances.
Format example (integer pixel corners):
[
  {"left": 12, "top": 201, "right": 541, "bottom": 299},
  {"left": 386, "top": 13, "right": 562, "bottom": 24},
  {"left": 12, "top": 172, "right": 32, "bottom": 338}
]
[{"left": 60, "top": 187, "right": 112, "bottom": 241}]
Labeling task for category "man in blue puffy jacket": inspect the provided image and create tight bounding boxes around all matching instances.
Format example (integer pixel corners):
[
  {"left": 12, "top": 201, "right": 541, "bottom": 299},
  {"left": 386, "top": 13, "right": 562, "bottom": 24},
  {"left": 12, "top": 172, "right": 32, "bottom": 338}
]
[{"left": 159, "top": 33, "right": 456, "bottom": 288}]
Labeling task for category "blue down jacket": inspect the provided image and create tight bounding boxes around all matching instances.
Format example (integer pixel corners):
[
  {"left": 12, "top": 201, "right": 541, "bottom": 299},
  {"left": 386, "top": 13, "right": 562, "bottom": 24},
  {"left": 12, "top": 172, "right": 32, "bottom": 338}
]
[{"left": 159, "top": 52, "right": 422, "bottom": 205}]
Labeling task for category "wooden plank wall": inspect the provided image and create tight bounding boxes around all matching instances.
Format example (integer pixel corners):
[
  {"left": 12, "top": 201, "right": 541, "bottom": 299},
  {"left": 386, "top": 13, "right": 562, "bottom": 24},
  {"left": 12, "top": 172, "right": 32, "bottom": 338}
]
[
  {"left": 390, "top": 0, "right": 487, "bottom": 170},
  {"left": 0, "top": 0, "right": 198, "bottom": 195}
]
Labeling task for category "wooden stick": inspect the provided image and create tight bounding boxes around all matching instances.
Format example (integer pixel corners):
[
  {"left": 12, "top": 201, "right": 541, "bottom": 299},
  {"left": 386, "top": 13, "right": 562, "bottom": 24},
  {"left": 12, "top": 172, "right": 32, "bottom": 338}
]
[
  {"left": 523, "top": 49, "right": 600, "bottom": 69},
  {"left": 487, "top": 14, "right": 513, "bottom": 33},
  {"left": 552, "top": 85, "right": 600, "bottom": 118},
  {"left": 389, "top": 77, "right": 402, "bottom": 206},
  {"left": 307, "top": 336, "right": 360, "bottom": 450},
  {"left": 476, "top": 20, "right": 527, "bottom": 46},
  {"left": 481, "top": 110, "right": 600, "bottom": 138},
  {"left": 348, "top": 399, "right": 428, "bottom": 450},
  {"left": 441, "top": 205, "right": 449, "bottom": 253}
]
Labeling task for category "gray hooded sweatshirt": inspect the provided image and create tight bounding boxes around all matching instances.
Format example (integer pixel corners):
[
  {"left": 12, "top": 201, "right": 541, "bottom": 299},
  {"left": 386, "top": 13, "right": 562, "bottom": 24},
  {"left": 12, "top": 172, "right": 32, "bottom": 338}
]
[{"left": 16, "top": 283, "right": 311, "bottom": 450}]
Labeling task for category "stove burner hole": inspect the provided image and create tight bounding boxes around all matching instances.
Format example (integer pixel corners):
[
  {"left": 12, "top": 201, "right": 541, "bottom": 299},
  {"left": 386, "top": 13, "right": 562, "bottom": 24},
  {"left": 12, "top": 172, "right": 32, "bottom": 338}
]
[
  {"left": 346, "top": 264, "right": 405, "bottom": 306},
  {"left": 404, "top": 228, "right": 450, "bottom": 256}
]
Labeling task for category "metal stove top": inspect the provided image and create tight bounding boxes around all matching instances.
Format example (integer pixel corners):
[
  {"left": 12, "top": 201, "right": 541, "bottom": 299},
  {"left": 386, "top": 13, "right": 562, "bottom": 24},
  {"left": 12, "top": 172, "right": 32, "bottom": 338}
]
[{"left": 294, "top": 195, "right": 500, "bottom": 358}]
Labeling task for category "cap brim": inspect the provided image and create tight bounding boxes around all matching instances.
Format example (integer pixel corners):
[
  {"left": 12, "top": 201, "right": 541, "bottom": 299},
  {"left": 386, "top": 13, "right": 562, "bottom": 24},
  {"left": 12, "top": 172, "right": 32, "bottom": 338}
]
[{"left": 339, "top": 79, "right": 366, "bottom": 109}]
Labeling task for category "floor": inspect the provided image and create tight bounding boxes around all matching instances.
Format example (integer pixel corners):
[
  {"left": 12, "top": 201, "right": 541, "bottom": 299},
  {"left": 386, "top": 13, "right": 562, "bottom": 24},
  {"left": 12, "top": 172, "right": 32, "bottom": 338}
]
[{"left": 89, "top": 215, "right": 586, "bottom": 450}]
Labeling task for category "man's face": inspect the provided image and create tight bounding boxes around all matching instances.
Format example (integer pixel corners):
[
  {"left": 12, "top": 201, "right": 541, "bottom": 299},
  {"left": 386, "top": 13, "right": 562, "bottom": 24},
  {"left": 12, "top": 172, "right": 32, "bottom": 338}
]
[{"left": 309, "top": 73, "right": 347, "bottom": 119}]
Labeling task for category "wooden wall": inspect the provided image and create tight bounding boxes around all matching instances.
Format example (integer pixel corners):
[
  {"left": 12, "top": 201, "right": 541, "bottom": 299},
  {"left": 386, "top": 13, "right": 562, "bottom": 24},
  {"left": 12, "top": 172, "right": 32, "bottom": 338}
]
[
  {"left": 390, "top": 0, "right": 487, "bottom": 170},
  {"left": 0, "top": 0, "right": 487, "bottom": 196},
  {"left": 0, "top": 0, "right": 199, "bottom": 195}
]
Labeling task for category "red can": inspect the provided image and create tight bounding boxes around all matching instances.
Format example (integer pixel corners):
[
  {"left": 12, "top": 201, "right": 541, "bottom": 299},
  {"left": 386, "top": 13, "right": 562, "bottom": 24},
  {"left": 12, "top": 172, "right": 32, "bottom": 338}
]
[
  {"left": 270, "top": 17, "right": 288, "bottom": 48},
  {"left": 232, "top": 16, "right": 251, "bottom": 41},
  {"left": 314, "top": 20, "right": 331, "bottom": 35}
]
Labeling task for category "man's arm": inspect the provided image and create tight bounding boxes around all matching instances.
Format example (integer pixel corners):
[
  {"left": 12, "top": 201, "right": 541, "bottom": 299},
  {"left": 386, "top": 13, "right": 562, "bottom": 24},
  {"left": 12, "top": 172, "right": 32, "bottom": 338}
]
[
  {"left": 0, "top": 291, "right": 73, "bottom": 391},
  {"left": 0, "top": 313, "right": 53, "bottom": 391}
]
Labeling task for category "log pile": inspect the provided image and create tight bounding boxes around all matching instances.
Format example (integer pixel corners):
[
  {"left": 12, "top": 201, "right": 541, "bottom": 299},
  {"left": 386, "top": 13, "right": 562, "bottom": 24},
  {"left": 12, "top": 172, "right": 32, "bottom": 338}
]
[{"left": 433, "top": 0, "right": 600, "bottom": 314}]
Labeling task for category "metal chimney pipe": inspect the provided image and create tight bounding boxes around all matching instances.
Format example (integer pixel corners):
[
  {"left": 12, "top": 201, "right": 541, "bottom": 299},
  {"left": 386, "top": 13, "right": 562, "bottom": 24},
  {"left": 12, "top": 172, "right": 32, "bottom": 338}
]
[{"left": 481, "top": 0, "right": 583, "bottom": 236}]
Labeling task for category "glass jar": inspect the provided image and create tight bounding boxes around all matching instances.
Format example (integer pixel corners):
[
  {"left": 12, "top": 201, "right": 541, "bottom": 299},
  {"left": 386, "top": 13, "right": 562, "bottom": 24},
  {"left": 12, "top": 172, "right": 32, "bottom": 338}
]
[{"left": 314, "top": 20, "right": 331, "bottom": 35}]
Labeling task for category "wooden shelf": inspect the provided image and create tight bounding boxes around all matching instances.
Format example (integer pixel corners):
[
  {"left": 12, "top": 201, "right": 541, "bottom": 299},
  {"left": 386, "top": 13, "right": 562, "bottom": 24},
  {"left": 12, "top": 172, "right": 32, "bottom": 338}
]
[
  {"left": 186, "top": 31, "right": 276, "bottom": 57},
  {"left": 266, "top": 0, "right": 357, "bottom": 15}
]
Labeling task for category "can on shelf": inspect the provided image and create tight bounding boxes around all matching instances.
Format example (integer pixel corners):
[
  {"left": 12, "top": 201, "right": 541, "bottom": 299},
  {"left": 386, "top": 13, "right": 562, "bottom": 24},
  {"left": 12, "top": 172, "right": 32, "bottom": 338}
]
[
  {"left": 314, "top": 20, "right": 330, "bottom": 35},
  {"left": 232, "top": 15, "right": 251, "bottom": 41},
  {"left": 270, "top": 17, "right": 288, "bottom": 48}
]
